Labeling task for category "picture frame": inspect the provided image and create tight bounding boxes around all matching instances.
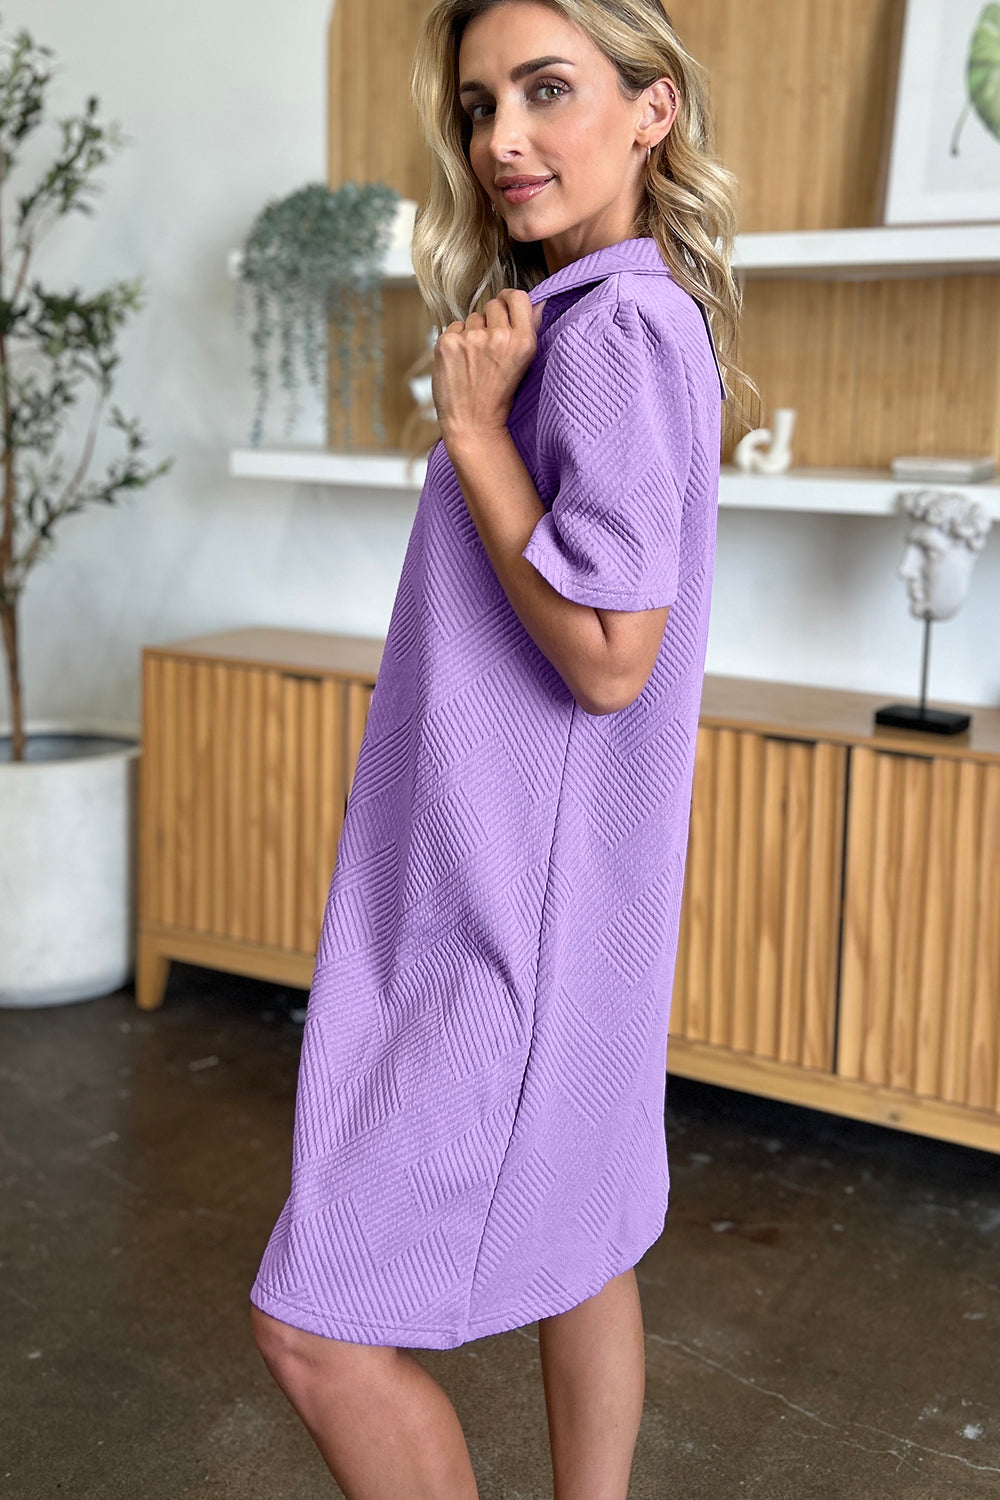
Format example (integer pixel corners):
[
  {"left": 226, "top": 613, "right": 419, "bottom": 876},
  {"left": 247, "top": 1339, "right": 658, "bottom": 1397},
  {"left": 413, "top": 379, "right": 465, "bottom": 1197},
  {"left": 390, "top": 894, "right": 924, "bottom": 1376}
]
[{"left": 877, "top": 0, "right": 1000, "bottom": 226}]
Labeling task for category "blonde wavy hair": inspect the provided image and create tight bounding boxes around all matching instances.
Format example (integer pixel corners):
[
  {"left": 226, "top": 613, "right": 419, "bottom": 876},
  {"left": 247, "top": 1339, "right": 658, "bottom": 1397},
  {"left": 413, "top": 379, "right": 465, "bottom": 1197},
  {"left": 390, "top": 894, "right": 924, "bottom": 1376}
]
[{"left": 407, "top": 0, "right": 758, "bottom": 455}]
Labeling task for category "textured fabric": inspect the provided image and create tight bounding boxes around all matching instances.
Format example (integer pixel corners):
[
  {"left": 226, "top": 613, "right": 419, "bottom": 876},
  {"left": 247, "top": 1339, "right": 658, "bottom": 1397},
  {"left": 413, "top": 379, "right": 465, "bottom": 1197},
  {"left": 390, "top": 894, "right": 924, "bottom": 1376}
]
[{"left": 249, "top": 235, "right": 726, "bottom": 1349}]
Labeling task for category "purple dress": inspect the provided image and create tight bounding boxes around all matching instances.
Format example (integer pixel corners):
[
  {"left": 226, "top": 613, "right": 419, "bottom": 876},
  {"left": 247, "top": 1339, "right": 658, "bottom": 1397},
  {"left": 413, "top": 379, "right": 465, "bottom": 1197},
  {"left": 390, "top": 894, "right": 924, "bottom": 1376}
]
[{"left": 250, "top": 234, "right": 728, "bottom": 1349}]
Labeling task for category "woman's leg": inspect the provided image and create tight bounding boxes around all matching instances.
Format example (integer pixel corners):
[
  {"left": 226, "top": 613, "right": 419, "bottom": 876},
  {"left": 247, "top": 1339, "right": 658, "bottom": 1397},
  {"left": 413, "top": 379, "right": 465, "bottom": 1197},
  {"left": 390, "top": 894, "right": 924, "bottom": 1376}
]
[
  {"left": 250, "top": 1304, "right": 479, "bottom": 1500},
  {"left": 537, "top": 1266, "right": 646, "bottom": 1500}
]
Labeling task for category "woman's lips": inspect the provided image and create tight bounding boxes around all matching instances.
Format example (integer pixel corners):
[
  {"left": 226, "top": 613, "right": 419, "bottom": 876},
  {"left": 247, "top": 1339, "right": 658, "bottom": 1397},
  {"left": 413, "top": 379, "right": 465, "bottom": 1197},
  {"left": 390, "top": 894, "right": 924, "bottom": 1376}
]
[{"left": 499, "top": 177, "right": 553, "bottom": 205}]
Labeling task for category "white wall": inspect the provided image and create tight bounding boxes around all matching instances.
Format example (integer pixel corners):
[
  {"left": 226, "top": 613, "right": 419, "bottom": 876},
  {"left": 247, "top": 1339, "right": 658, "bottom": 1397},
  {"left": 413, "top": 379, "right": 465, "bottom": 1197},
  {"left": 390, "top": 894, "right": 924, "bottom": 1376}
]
[
  {"left": 708, "top": 505, "right": 999, "bottom": 707},
  {"left": 2, "top": 0, "right": 997, "bottom": 737}
]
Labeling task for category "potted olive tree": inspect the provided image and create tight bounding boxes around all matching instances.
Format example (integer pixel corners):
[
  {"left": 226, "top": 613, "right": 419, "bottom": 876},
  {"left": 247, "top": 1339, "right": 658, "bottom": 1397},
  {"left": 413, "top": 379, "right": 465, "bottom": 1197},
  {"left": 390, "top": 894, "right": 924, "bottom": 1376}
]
[{"left": 0, "top": 20, "right": 171, "bottom": 1007}]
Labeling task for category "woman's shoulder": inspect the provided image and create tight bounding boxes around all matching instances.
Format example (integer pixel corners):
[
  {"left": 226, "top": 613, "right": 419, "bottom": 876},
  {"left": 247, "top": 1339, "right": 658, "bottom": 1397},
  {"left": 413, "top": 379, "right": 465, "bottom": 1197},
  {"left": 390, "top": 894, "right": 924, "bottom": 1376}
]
[
  {"left": 540, "top": 271, "right": 726, "bottom": 404},
  {"left": 542, "top": 271, "right": 703, "bottom": 363},
  {"left": 571, "top": 271, "right": 726, "bottom": 402}
]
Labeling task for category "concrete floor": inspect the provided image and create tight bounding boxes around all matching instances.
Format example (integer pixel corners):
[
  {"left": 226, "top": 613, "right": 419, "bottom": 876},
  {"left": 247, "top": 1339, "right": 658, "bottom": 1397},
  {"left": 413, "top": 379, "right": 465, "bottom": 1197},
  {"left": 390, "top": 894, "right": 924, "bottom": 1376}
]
[{"left": 2, "top": 962, "right": 999, "bottom": 1500}]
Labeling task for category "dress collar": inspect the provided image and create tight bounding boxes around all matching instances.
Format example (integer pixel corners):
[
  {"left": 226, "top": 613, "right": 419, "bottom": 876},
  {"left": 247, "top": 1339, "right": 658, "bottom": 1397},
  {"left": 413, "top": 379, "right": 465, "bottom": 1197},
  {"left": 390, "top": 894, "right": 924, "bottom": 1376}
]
[
  {"left": 526, "top": 235, "right": 670, "bottom": 304},
  {"left": 527, "top": 235, "right": 729, "bottom": 401}
]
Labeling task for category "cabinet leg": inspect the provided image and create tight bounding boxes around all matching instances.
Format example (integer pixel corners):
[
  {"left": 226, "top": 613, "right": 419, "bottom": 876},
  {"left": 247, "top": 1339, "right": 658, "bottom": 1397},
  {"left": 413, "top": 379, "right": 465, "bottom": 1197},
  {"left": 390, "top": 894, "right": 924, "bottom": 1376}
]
[{"left": 135, "top": 936, "right": 170, "bottom": 1010}]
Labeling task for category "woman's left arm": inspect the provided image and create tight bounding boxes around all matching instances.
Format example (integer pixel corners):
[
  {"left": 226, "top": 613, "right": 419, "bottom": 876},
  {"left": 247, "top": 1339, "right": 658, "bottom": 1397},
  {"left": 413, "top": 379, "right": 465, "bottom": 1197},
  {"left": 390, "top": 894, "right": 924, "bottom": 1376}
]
[{"left": 434, "top": 290, "right": 669, "bottom": 716}]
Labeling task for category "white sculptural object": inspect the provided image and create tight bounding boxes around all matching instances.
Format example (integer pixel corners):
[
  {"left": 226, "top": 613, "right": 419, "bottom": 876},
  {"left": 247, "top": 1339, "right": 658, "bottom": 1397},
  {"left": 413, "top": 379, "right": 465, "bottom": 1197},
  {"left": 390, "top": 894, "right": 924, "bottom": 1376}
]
[
  {"left": 875, "top": 488, "right": 993, "bottom": 735},
  {"left": 408, "top": 326, "right": 439, "bottom": 419},
  {"left": 896, "top": 488, "right": 992, "bottom": 621},
  {"left": 732, "top": 407, "right": 796, "bottom": 474}
]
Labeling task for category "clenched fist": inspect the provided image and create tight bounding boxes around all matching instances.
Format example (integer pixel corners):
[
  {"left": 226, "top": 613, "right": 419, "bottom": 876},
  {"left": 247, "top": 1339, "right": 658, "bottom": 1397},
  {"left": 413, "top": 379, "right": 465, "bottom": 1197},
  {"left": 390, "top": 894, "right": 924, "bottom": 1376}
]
[{"left": 432, "top": 289, "right": 547, "bottom": 446}]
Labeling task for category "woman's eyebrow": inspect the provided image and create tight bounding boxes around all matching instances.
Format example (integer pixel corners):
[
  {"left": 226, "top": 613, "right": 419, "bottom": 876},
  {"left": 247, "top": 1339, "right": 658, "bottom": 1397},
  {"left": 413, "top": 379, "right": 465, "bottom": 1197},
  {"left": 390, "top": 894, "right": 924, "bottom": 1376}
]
[{"left": 459, "top": 57, "right": 576, "bottom": 96}]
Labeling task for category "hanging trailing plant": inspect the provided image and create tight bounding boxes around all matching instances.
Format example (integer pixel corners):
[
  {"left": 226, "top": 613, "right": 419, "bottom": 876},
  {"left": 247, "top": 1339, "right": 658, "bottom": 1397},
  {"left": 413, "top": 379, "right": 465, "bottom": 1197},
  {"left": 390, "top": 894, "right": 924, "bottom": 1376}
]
[{"left": 235, "top": 179, "right": 400, "bottom": 448}]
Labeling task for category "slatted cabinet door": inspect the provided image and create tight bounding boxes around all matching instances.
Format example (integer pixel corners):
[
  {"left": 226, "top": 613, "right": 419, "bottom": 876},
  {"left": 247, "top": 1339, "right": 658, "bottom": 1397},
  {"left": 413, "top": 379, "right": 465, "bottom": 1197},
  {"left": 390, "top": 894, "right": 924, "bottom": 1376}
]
[
  {"left": 838, "top": 746, "right": 1000, "bottom": 1115},
  {"left": 671, "top": 725, "right": 848, "bottom": 1071},
  {"left": 137, "top": 638, "right": 376, "bottom": 1010}
]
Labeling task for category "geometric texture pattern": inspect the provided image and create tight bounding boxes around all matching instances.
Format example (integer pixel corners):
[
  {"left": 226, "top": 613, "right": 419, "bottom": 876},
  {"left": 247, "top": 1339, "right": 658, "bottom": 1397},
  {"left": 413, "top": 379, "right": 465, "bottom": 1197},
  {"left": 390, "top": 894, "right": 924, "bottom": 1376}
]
[{"left": 249, "top": 235, "right": 728, "bottom": 1348}]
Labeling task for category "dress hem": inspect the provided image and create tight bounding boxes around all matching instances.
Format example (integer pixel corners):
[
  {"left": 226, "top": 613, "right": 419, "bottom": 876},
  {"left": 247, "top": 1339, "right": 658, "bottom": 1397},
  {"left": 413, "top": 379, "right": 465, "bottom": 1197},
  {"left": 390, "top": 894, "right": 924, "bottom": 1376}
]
[{"left": 248, "top": 1214, "right": 666, "bottom": 1351}]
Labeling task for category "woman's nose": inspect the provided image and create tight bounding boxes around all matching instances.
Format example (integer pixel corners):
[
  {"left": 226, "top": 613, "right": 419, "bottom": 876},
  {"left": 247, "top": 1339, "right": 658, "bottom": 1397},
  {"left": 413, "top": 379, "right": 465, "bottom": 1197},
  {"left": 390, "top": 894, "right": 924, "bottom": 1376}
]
[{"left": 488, "top": 108, "right": 529, "bottom": 157}]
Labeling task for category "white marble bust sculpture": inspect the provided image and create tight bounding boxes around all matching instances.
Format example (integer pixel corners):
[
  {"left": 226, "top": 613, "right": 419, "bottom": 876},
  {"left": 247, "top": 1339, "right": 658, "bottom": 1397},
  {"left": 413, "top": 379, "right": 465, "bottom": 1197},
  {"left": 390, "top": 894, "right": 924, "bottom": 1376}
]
[{"left": 897, "top": 489, "right": 992, "bottom": 622}]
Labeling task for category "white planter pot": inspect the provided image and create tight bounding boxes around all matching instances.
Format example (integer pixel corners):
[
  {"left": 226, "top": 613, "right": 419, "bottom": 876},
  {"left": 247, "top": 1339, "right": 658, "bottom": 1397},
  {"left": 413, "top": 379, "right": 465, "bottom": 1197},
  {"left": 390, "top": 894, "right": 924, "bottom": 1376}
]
[{"left": 0, "top": 720, "right": 140, "bottom": 1007}]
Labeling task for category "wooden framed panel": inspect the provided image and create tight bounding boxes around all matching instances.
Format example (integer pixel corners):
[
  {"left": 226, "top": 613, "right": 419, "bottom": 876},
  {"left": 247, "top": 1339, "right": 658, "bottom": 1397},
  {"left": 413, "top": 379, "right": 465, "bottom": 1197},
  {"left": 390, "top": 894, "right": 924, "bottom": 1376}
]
[
  {"left": 139, "top": 654, "right": 365, "bottom": 956},
  {"left": 838, "top": 746, "right": 1000, "bottom": 1113},
  {"left": 671, "top": 726, "right": 847, "bottom": 1071}
]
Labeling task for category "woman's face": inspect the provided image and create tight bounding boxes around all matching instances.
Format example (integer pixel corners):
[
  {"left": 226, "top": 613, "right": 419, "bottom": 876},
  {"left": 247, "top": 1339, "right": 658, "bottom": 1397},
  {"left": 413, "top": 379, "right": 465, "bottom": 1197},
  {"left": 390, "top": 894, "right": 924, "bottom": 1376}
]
[{"left": 457, "top": 1, "right": 675, "bottom": 273}]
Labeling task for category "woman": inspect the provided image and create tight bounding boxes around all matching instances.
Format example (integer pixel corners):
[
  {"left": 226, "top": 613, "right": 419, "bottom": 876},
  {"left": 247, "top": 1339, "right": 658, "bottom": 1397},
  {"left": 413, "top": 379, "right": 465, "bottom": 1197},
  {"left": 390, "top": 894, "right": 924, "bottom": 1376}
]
[{"left": 250, "top": 1, "right": 750, "bottom": 1495}]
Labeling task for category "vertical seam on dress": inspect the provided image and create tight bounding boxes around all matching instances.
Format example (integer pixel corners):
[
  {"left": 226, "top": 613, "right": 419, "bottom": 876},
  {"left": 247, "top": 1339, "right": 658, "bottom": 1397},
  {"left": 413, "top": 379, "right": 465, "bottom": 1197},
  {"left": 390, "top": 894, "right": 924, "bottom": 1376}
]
[{"left": 462, "top": 695, "right": 578, "bottom": 1337}]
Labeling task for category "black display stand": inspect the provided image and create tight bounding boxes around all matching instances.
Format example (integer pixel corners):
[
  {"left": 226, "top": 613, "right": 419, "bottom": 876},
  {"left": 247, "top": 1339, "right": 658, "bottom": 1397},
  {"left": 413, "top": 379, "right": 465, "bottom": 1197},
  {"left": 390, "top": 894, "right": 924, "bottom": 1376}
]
[{"left": 874, "top": 615, "right": 971, "bottom": 735}]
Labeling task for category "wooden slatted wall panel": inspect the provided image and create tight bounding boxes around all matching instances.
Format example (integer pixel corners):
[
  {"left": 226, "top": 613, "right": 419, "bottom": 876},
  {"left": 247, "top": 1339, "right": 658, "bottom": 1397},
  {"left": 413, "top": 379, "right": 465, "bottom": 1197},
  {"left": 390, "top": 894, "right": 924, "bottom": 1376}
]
[
  {"left": 326, "top": 0, "right": 435, "bottom": 450},
  {"left": 329, "top": 0, "right": 897, "bottom": 236},
  {"left": 323, "top": 0, "right": 1000, "bottom": 467},
  {"left": 674, "top": 0, "right": 898, "bottom": 233},
  {"left": 140, "top": 656, "right": 367, "bottom": 954},
  {"left": 839, "top": 747, "right": 1000, "bottom": 1112},
  {"left": 730, "top": 274, "right": 1000, "bottom": 468},
  {"left": 327, "top": 0, "right": 432, "bottom": 202},
  {"left": 671, "top": 727, "right": 846, "bottom": 1070},
  {"left": 675, "top": 1, "right": 1000, "bottom": 463}
]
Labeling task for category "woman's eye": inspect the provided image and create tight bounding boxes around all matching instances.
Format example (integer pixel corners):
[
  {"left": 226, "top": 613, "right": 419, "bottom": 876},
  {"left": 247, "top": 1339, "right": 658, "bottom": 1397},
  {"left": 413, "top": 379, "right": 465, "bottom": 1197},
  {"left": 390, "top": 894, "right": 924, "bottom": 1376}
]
[{"left": 467, "top": 80, "right": 568, "bottom": 120}]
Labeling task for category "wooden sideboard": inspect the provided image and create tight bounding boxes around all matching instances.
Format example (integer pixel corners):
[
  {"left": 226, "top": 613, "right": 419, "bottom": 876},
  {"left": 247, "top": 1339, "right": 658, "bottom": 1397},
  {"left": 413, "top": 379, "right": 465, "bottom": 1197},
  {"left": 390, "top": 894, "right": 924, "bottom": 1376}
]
[
  {"left": 670, "top": 676, "right": 1000, "bottom": 1154},
  {"left": 137, "top": 628, "right": 381, "bottom": 1011},
  {"left": 137, "top": 627, "right": 1000, "bottom": 1155}
]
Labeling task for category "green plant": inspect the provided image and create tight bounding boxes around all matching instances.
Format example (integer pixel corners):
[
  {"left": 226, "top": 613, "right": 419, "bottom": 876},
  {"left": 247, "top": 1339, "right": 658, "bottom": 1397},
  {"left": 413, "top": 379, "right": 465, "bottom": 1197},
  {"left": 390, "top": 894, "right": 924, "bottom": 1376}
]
[
  {"left": 0, "top": 17, "right": 172, "bottom": 763},
  {"left": 236, "top": 179, "right": 400, "bottom": 448},
  {"left": 952, "top": 3, "right": 1000, "bottom": 152}
]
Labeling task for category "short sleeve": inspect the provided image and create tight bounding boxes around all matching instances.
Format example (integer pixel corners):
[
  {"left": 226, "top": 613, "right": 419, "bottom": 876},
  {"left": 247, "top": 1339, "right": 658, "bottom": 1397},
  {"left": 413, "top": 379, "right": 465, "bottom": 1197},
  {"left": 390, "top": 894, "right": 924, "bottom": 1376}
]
[{"left": 521, "top": 298, "right": 693, "bottom": 611}]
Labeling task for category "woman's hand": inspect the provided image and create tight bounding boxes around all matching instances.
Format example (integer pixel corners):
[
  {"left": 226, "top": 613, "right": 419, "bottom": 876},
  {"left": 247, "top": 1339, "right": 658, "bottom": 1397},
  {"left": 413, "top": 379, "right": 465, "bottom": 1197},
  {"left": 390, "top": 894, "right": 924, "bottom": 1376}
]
[{"left": 432, "top": 289, "right": 546, "bottom": 447}]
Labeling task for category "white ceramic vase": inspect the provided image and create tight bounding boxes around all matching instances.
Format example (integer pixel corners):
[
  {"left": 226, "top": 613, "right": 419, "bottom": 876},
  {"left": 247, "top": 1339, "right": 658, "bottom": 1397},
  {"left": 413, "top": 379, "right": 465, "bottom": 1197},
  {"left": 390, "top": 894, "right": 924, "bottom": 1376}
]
[{"left": 0, "top": 720, "right": 140, "bottom": 1007}]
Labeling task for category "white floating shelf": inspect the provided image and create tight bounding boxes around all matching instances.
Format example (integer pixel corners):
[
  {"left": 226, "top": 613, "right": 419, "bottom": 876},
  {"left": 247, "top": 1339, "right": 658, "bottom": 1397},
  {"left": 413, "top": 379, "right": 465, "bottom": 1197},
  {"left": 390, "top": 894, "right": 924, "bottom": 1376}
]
[
  {"left": 718, "top": 465, "right": 1000, "bottom": 517},
  {"left": 227, "top": 223, "right": 1000, "bottom": 287},
  {"left": 230, "top": 445, "right": 428, "bottom": 487},
  {"left": 731, "top": 223, "right": 1000, "bottom": 278},
  {"left": 227, "top": 242, "right": 417, "bottom": 284},
  {"left": 229, "top": 447, "right": 1000, "bottom": 519}
]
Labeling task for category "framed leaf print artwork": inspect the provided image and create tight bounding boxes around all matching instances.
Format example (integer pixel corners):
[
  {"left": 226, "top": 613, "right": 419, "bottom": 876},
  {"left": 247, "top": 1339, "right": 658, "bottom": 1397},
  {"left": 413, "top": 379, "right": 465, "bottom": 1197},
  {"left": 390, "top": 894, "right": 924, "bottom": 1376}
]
[{"left": 877, "top": 0, "right": 1000, "bottom": 224}]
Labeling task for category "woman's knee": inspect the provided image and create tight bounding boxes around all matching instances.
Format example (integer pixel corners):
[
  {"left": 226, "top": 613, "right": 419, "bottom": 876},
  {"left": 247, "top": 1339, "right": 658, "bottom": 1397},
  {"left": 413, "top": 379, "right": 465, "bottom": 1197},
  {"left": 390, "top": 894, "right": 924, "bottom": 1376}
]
[
  {"left": 250, "top": 1302, "right": 301, "bottom": 1362},
  {"left": 249, "top": 1301, "right": 398, "bottom": 1392}
]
